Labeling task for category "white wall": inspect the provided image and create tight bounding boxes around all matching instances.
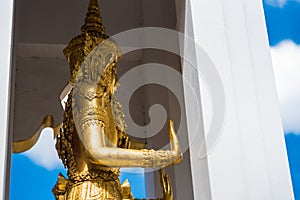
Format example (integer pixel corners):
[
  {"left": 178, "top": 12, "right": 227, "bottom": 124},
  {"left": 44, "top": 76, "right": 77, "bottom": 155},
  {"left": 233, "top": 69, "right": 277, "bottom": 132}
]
[
  {"left": 186, "top": 0, "right": 294, "bottom": 199},
  {"left": 0, "top": 0, "right": 14, "bottom": 199}
]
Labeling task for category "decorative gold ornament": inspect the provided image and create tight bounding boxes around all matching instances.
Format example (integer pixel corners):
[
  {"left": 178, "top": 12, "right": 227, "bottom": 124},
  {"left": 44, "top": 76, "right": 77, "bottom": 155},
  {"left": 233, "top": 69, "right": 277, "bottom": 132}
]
[
  {"left": 63, "top": 0, "right": 110, "bottom": 84},
  {"left": 13, "top": 0, "right": 182, "bottom": 199}
]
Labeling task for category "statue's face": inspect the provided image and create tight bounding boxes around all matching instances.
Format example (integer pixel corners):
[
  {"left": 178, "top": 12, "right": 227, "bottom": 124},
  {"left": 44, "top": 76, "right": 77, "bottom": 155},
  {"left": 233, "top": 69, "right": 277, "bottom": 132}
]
[
  {"left": 71, "top": 39, "right": 121, "bottom": 145},
  {"left": 72, "top": 77, "right": 119, "bottom": 147},
  {"left": 72, "top": 65, "right": 118, "bottom": 133}
]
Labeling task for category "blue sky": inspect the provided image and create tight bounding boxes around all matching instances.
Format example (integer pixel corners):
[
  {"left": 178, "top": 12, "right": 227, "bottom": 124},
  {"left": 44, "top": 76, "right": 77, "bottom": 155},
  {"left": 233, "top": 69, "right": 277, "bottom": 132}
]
[
  {"left": 264, "top": 1, "right": 300, "bottom": 45},
  {"left": 10, "top": 0, "right": 300, "bottom": 199}
]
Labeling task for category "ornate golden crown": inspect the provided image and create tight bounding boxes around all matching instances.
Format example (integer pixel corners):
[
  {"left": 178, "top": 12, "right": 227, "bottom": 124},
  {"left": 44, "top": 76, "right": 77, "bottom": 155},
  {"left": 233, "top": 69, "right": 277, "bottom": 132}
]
[{"left": 64, "top": 0, "right": 121, "bottom": 84}]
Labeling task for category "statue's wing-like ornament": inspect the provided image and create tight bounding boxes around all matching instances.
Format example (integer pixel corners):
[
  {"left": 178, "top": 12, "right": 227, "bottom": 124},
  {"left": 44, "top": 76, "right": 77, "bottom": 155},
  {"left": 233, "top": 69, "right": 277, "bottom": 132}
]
[
  {"left": 12, "top": 115, "right": 54, "bottom": 153},
  {"left": 12, "top": 84, "right": 70, "bottom": 153},
  {"left": 12, "top": 115, "right": 63, "bottom": 153}
]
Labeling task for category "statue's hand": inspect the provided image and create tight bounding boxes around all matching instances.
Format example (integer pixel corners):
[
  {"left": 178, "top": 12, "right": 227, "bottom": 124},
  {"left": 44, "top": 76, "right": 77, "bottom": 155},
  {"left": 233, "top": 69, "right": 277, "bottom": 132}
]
[
  {"left": 160, "top": 169, "right": 173, "bottom": 200},
  {"left": 168, "top": 120, "right": 182, "bottom": 165}
]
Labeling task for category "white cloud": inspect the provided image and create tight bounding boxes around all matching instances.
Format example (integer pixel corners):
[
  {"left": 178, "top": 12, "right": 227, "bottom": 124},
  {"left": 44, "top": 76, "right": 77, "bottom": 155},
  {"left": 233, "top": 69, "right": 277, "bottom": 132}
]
[
  {"left": 264, "top": 0, "right": 288, "bottom": 7},
  {"left": 271, "top": 40, "right": 300, "bottom": 134},
  {"left": 264, "top": 0, "right": 300, "bottom": 7},
  {"left": 22, "top": 128, "right": 64, "bottom": 170}
]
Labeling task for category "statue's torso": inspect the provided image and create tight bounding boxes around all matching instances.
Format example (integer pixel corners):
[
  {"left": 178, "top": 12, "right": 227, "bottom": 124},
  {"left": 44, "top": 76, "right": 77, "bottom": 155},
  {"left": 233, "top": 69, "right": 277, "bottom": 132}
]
[{"left": 66, "top": 129, "right": 122, "bottom": 200}]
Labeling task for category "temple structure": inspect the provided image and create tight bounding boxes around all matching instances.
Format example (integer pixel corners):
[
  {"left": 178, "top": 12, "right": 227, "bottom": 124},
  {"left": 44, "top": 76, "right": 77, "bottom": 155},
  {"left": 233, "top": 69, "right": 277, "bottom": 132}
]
[{"left": 0, "top": 0, "right": 295, "bottom": 199}]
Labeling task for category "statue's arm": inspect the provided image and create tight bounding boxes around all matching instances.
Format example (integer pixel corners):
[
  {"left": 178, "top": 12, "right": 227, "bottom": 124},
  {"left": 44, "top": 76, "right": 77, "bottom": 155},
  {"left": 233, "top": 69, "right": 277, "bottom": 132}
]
[
  {"left": 81, "top": 120, "right": 181, "bottom": 168},
  {"left": 118, "top": 132, "right": 147, "bottom": 150}
]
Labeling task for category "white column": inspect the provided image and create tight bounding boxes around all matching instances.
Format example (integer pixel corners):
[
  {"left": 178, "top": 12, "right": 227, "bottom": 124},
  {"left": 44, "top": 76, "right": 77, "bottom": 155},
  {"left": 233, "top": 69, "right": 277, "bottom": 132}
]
[
  {"left": 186, "top": 0, "right": 294, "bottom": 199},
  {"left": 180, "top": 0, "right": 213, "bottom": 199},
  {"left": 0, "top": 0, "right": 14, "bottom": 199}
]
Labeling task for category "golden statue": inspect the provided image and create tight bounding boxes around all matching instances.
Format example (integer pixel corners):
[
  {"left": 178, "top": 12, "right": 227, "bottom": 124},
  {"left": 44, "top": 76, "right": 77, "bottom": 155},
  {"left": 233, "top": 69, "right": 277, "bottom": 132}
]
[{"left": 13, "top": 0, "right": 182, "bottom": 199}]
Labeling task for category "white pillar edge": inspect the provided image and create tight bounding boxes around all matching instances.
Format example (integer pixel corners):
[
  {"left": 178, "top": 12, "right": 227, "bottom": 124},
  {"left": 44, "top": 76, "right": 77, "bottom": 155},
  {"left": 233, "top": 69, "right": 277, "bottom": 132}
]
[
  {"left": 186, "top": 0, "right": 294, "bottom": 199},
  {"left": 179, "top": 0, "right": 213, "bottom": 199},
  {"left": 0, "top": 0, "right": 14, "bottom": 199}
]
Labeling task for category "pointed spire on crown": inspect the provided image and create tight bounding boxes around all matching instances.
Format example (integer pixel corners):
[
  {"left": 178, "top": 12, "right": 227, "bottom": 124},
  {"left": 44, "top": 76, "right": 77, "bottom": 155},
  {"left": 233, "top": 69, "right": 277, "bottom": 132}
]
[
  {"left": 81, "top": 0, "right": 107, "bottom": 37},
  {"left": 64, "top": 0, "right": 107, "bottom": 83}
]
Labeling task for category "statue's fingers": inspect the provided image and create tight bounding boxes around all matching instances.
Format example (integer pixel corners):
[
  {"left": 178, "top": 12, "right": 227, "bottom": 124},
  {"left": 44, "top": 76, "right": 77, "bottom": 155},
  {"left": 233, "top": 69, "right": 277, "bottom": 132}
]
[
  {"left": 169, "top": 119, "right": 180, "bottom": 153},
  {"left": 160, "top": 169, "right": 166, "bottom": 187},
  {"left": 167, "top": 175, "right": 172, "bottom": 192},
  {"left": 168, "top": 120, "right": 175, "bottom": 141},
  {"left": 165, "top": 174, "right": 171, "bottom": 192}
]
